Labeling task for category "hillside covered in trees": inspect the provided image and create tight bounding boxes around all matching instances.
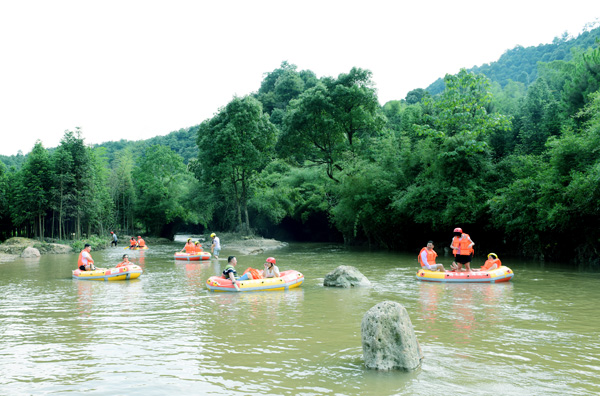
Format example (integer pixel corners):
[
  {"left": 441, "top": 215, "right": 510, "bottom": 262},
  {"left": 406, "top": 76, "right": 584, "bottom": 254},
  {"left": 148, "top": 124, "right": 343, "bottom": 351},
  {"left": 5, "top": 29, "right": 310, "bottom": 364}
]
[{"left": 1, "top": 25, "right": 600, "bottom": 269}]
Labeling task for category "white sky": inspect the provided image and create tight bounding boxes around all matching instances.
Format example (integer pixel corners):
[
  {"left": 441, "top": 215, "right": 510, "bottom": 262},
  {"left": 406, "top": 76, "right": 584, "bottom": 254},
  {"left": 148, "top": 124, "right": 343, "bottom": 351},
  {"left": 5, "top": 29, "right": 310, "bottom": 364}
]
[{"left": 0, "top": 0, "right": 598, "bottom": 156}]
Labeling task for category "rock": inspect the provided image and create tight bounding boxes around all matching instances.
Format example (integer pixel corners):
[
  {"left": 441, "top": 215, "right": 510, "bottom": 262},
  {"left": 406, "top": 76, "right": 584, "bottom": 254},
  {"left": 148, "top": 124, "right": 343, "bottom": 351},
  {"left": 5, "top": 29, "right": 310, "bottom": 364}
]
[
  {"left": 323, "top": 265, "right": 371, "bottom": 288},
  {"left": 21, "top": 247, "right": 41, "bottom": 258},
  {"left": 361, "top": 301, "right": 423, "bottom": 371}
]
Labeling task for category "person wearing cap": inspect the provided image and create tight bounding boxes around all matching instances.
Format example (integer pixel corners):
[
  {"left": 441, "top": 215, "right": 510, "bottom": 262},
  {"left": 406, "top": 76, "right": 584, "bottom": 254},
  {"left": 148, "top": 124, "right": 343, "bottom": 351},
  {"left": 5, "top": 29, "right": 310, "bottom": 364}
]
[
  {"left": 478, "top": 253, "right": 501, "bottom": 271},
  {"left": 263, "top": 257, "right": 280, "bottom": 278},
  {"left": 418, "top": 241, "right": 445, "bottom": 272},
  {"left": 210, "top": 233, "right": 220, "bottom": 259},
  {"left": 137, "top": 236, "right": 146, "bottom": 248},
  {"left": 110, "top": 231, "right": 118, "bottom": 247},
  {"left": 181, "top": 238, "right": 195, "bottom": 253},
  {"left": 450, "top": 227, "right": 475, "bottom": 271}
]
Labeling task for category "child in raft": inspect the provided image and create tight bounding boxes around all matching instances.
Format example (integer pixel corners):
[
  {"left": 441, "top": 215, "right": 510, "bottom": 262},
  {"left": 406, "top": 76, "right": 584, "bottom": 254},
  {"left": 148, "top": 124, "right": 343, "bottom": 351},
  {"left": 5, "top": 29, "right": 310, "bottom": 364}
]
[{"left": 116, "top": 254, "right": 131, "bottom": 268}]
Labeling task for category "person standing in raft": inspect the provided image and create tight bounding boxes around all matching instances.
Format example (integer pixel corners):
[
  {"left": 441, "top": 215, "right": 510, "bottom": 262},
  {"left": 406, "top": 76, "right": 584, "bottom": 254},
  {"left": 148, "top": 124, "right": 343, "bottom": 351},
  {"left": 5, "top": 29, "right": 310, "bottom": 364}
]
[
  {"left": 210, "top": 233, "right": 220, "bottom": 259},
  {"left": 116, "top": 254, "right": 131, "bottom": 268},
  {"left": 137, "top": 236, "right": 146, "bottom": 248},
  {"left": 418, "top": 241, "right": 445, "bottom": 271},
  {"left": 181, "top": 238, "right": 195, "bottom": 253},
  {"left": 450, "top": 227, "right": 475, "bottom": 272},
  {"left": 110, "top": 231, "right": 118, "bottom": 247},
  {"left": 78, "top": 244, "right": 95, "bottom": 271}
]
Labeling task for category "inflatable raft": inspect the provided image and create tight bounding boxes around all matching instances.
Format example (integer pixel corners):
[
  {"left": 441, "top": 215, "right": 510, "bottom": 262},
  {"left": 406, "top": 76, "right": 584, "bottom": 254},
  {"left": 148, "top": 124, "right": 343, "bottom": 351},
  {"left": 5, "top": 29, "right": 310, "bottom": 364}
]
[
  {"left": 416, "top": 266, "right": 514, "bottom": 283},
  {"left": 174, "top": 251, "right": 211, "bottom": 261},
  {"left": 72, "top": 264, "right": 143, "bottom": 281},
  {"left": 128, "top": 246, "right": 148, "bottom": 250},
  {"left": 206, "top": 270, "right": 304, "bottom": 292}
]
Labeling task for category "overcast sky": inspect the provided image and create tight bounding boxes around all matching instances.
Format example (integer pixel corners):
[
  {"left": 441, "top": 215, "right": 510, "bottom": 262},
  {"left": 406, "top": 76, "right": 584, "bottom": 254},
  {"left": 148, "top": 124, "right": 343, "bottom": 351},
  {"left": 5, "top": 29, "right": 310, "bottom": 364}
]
[{"left": 0, "top": 0, "right": 598, "bottom": 156}]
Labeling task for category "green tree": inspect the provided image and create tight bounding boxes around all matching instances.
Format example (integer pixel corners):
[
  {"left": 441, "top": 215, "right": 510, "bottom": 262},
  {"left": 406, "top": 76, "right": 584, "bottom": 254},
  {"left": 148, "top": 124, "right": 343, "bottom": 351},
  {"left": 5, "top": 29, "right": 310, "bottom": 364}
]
[
  {"left": 279, "top": 67, "right": 384, "bottom": 182},
  {"left": 134, "top": 145, "right": 190, "bottom": 236},
  {"left": 198, "top": 96, "right": 277, "bottom": 234}
]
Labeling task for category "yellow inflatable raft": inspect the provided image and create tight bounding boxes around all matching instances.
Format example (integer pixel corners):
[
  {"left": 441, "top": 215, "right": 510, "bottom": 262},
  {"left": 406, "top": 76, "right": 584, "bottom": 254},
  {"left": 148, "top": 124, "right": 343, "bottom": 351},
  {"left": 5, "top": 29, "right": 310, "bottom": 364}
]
[
  {"left": 72, "top": 264, "right": 143, "bottom": 281},
  {"left": 206, "top": 270, "right": 304, "bottom": 292}
]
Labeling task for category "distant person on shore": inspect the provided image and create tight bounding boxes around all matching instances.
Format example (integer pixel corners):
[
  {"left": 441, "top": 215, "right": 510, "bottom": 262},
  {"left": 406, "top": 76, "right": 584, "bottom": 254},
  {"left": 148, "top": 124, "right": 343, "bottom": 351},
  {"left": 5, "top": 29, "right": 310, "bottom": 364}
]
[
  {"left": 137, "top": 236, "right": 146, "bottom": 248},
  {"left": 211, "top": 233, "right": 220, "bottom": 259},
  {"left": 116, "top": 254, "right": 131, "bottom": 268},
  {"left": 129, "top": 237, "right": 138, "bottom": 249},
  {"left": 418, "top": 241, "right": 445, "bottom": 271},
  {"left": 450, "top": 228, "right": 475, "bottom": 271},
  {"left": 263, "top": 257, "right": 280, "bottom": 278},
  {"left": 181, "top": 238, "right": 195, "bottom": 253},
  {"left": 78, "top": 244, "right": 95, "bottom": 271},
  {"left": 110, "top": 231, "right": 118, "bottom": 247}
]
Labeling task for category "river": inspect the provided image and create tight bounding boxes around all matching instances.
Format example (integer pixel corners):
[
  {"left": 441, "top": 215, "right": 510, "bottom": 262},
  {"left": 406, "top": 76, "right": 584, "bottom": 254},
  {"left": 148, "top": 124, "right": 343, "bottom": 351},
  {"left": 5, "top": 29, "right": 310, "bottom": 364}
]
[{"left": 1, "top": 239, "right": 599, "bottom": 395}]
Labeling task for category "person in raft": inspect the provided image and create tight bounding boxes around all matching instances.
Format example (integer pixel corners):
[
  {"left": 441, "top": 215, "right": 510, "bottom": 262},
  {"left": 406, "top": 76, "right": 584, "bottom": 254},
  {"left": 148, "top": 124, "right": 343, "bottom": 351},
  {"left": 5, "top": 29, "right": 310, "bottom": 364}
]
[
  {"left": 136, "top": 236, "right": 146, "bottom": 248},
  {"left": 210, "top": 233, "right": 221, "bottom": 259},
  {"left": 194, "top": 241, "right": 203, "bottom": 253},
  {"left": 116, "top": 254, "right": 131, "bottom": 268},
  {"left": 110, "top": 231, "right": 118, "bottom": 247},
  {"left": 476, "top": 253, "right": 501, "bottom": 272},
  {"left": 129, "top": 237, "right": 138, "bottom": 249},
  {"left": 181, "top": 238, "right": 195, "bottom": 253},
  {"left": 223, "top": 256, "right": 255, "bottom": 286},
  {"left": 450, "top": 227, "right": 475, "bottom": 271},
  {"left": 418, "top": 241, "right": 445, "bottom": 271},
  {"left": 263, "top": 256, "right": 280, "bottom": 278},
  {"left": 78, "top": 244, "right": 95, "bottom": 271}
]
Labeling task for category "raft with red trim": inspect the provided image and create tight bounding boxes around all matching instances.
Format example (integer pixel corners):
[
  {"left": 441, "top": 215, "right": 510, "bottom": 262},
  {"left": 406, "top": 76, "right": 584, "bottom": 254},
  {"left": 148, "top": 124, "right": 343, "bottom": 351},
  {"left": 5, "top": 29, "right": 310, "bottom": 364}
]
[
  {"left": 72, "top": 264, "right": 143, "bottom": 281},
  {"left": 416, "top": 266, "right": 514, "bottom": 283},
  {"left": 174, "top": 251, "right": 211, "bottom": 261},
  {"left": 206, "top": 270, "right": 304, "bottom": 292},
  {"left": 128, "top": 246, "right": 148, "bottom": 250}
]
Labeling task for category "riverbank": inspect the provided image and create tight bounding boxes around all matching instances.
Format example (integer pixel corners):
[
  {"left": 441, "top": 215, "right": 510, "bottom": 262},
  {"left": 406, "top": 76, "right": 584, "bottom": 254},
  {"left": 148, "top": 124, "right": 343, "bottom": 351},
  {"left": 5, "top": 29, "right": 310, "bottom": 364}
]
[{"left": 0, "top": 237, "right": 73, "bottom": 263}]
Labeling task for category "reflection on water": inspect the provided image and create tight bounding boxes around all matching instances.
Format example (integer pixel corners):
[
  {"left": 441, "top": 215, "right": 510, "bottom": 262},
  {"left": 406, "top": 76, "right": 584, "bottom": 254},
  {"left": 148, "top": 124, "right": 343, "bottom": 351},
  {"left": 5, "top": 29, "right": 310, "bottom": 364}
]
[{"left": 0, "top": 242, "right": 599, "bottom": 395}]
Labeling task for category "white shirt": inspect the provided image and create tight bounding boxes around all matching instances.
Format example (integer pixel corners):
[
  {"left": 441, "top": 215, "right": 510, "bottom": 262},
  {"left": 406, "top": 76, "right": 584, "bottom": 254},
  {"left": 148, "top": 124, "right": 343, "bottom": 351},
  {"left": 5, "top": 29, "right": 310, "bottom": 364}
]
[
  {"left": 420, "top": 250, "right": 434, "bottom": 270},
  {"left": 264, "top": 265, "right": 280, "bottom": 278},
  {"left": 81, "top": 251, "right": 92, "bottom": 265},
  {"left": 212, "top": 236, "right": 220, "bottom": 249}
]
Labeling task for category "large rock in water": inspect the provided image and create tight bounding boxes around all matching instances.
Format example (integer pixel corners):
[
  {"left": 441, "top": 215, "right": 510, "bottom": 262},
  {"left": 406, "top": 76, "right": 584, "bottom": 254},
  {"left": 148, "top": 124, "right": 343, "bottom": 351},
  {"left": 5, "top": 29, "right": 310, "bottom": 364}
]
[
  {"left": 361, "top": 301, "right": 423, "bottom": 371},
  {"left": 323, "top": 265, "right": 371, "bottom": 288},
  {"left": 21, "top": 247, "right": 41, "bottom": 258}
]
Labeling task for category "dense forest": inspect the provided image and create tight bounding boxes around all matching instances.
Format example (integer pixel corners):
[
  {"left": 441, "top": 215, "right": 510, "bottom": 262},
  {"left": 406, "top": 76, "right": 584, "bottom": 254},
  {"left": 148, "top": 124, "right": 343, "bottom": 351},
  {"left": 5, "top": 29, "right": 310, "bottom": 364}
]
[{"left": 1, "top": 25, "right": 599, "bottom": 269}]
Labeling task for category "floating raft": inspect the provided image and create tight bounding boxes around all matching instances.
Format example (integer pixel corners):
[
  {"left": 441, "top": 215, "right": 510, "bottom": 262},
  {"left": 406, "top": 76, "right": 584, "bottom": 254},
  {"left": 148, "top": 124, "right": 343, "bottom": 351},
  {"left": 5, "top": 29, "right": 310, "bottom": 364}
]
[{"left": 416, "top": 266, "right": 514, "bottom": 283}]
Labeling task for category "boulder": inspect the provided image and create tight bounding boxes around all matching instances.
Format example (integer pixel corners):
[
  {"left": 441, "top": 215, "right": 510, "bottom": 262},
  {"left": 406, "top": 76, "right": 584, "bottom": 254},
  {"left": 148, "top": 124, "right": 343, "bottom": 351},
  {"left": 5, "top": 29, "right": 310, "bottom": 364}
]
[
  {"left": 21, "top": 247, "right": 41, "bottom": 258},
  {"left": 323, "top": 265, "right": 371, "bottom": 288},
  {"left": 361, "top": 301, "right": 423, "bottom": 371}
]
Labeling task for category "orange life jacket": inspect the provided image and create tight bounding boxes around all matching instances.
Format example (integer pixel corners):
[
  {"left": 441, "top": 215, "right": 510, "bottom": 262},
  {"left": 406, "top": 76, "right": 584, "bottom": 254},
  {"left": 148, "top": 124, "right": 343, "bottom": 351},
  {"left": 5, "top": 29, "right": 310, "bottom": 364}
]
[
  {"left": 137, "top": 238, "right": 146, "bottom": 247},
  {"left": 452, "top": 234, "right": 474, "bottom": 256},
  {"left": 184, "top": 242, "right": 195, "bottom": 253},
  {"left": 116, "top": 261, "right": 129, "bottom": 268},
  {"left": 242, "top": 267, "right": 263, "bottom": 280},
  {"left": 194, "top": 245, "right": 203, "bottom": 253},
  {"left": 418, "top": 247, "right": 438, "bottom": 267},
  {"left": 78, "top": 250, "right": 93, "bottom": 268},
  {"left": 481, "top": 258, "right": 501, "bottom": 271}
]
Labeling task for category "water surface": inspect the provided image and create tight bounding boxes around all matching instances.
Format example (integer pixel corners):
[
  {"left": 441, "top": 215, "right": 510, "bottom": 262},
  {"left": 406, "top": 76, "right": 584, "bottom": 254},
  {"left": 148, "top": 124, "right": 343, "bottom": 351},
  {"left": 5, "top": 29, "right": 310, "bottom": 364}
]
[{"left": 1, "top": 240, "right": 598, "bottom": 395}]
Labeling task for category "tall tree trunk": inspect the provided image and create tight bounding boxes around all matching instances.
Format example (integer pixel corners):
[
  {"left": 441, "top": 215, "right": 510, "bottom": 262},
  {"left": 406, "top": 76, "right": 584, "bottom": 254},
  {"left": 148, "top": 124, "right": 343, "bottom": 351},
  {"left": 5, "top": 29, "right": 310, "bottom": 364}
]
[{"left": 242, "top": 176, "right": 250, "bottom": 235}]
